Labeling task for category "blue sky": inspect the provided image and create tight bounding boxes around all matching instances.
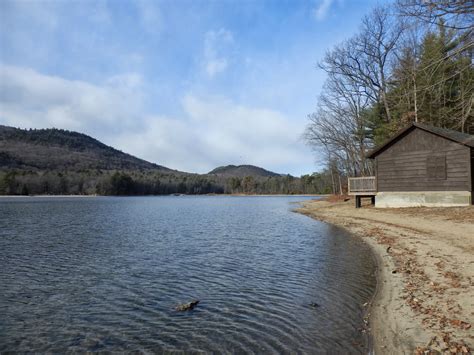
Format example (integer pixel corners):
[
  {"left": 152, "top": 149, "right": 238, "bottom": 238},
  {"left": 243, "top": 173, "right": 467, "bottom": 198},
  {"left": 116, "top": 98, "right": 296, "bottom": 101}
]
[{"left": 1, "top": 0, "right": 383, "bottom": 175}]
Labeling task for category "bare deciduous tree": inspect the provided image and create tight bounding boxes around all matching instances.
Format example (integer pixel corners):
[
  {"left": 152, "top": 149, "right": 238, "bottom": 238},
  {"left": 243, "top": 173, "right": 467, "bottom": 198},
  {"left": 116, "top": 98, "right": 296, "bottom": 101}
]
[
  {"left": 320, "top": 6, "right": 405, "bottom": 123},
  {"left": 306, "top": 1, "right": 473, "bottom": 185},
  {"left": 397, "top": 0, "right": 474, "bottom": 31}
]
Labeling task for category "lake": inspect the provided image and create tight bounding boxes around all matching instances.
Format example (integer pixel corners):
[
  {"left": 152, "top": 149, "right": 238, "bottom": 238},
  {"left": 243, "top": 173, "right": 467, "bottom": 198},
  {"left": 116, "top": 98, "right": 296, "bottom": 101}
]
[{"left": 0, "top": 196, "right": 376, "bottom": 353}]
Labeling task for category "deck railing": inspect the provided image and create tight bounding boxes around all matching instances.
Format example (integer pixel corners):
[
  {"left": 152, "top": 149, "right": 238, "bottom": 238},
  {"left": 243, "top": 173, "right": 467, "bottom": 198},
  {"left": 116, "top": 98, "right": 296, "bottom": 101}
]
[{"left": 348, "top": 176, "right": 376, "bottom": 195}]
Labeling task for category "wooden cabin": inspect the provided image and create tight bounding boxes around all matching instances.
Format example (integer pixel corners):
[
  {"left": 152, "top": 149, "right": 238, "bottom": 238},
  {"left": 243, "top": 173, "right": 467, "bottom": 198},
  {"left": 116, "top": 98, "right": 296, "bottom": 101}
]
[{"left": 348, "top": 123, "right": 474, "bottom": 208}]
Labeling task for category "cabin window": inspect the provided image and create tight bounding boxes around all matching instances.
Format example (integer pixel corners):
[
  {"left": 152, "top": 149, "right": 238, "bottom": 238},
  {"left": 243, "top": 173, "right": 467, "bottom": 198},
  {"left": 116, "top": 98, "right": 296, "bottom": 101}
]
[{"left": 427, "top": 155, "right": 446, "bottom": 179}]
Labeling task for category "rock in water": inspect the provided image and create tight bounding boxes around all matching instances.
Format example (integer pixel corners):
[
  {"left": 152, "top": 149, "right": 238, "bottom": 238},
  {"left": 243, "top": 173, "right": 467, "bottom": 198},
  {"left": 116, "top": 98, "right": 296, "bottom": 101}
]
[
  {"left": 175, "top": 300, "right": 200, "bottom": 311},
  {"left": 309, "top": 302, "right": 320, "bottom": 308}
]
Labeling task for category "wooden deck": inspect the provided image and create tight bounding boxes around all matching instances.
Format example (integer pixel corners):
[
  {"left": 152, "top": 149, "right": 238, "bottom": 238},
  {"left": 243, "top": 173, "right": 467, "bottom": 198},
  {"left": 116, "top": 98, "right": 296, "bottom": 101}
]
[{"left": 348, "top": 176, "right": 376, "bottom": 208}]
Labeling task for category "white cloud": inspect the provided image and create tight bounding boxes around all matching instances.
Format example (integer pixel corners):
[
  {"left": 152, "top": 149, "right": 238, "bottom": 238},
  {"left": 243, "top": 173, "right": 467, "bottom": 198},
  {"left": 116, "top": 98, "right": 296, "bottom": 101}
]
[
  {"left": 313, "top": 0, "right": 333, "bottom": 21},
  {"left": 206, "top": 58, "right": 228, "bottom": 78},
  {"left": 113, "top": 94, "right": 310, "bottom": 173},
  {"left": 136, "top": 0, "right": 163, "bottom": 35},
  {"left": 0, "top": 65, "right": 313, "bottom": 175},
  {"left": 0, "top": 65, "right": 144, "bottom": 132},
  {"left": 203, "top": 28, "right": 234, "bottom": 78}
]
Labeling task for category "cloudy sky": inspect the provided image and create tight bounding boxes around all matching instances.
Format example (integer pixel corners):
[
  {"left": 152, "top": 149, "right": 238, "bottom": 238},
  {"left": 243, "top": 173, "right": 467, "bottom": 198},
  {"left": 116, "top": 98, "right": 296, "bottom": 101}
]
[{"left": 0, "top": 0, "right": 382, "bottom": 175}]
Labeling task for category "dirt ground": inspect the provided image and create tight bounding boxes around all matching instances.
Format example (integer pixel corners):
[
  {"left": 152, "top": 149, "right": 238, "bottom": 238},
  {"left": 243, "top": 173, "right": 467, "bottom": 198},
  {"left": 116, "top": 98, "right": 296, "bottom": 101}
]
[{"left": 296, "top": 198, "right": 474, "bottom": 354}]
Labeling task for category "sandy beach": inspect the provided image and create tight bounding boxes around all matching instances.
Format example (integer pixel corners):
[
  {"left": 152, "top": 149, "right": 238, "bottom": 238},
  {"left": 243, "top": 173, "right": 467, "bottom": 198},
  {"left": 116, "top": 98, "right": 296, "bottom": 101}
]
[{"left": 296, "top": 198, "right": 474, "bottom": 354}]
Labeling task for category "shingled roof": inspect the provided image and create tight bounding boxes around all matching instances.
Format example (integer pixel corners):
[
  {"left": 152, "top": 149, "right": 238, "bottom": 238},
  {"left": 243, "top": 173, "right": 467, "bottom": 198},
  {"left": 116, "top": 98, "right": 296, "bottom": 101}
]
[{"left": 367, "top": 122, "right": 474, "bottom": 159}]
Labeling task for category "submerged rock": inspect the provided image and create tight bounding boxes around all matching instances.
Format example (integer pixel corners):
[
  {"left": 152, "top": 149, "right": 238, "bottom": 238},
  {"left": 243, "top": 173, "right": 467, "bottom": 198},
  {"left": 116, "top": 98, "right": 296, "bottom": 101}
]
[{"left": 175, "top": 300, "right": 200, "bottom": 311}]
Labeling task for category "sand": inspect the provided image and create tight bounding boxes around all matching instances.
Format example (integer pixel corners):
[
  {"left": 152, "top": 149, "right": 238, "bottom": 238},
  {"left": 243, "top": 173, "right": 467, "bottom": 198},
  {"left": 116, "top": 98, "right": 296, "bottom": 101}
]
[{"left": 296, "top": 198, "right": 474, "bottom": 354}]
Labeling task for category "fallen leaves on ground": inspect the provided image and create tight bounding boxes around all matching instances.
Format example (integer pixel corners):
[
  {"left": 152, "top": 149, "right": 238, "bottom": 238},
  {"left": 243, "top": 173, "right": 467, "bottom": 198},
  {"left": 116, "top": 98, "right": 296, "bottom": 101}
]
[
  {"left": 365, "top": 224, "right": 472, "bottom": 354},
  {"left": 298, "top": 201, "right": 473, "bottom": 354}
]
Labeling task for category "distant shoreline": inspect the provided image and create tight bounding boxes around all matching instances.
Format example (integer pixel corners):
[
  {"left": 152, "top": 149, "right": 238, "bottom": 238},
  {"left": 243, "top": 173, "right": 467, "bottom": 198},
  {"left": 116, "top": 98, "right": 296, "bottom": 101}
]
[
  {"left": 296, "top": 198, "right": 473, "bottom": 353},
  {"left": 0, "top": 195, "right": 99, "bottom": 198},
  {"left": 0, "top": 194, "right": 326, "bottom": 198}
]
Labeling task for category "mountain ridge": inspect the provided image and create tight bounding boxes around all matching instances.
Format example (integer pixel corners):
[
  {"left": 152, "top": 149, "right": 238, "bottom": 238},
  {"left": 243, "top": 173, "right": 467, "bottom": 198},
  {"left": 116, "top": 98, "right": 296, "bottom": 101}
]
[
  {"left": 0, "top": 125, "right": 325, "bottom": 195},
  {"left": 0, "top": 126, "right": 284, "bottom": 177},
  {"left": 0, "top": 125, "right": 172, "bottom": 172},
  {"left": 208, "top": 164, "right": 282, "bottom": 178}
]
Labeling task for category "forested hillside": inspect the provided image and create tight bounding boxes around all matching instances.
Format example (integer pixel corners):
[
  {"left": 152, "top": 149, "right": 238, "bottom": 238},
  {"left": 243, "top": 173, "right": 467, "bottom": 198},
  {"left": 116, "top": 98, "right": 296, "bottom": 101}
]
[
  {"left": 209, "top": 165, "right": 281, "bottom": 178},
  {"left": 0, "top": 126, "right": 327, "bottom": 195},
  {"left": 0, "top": 125, "right": 169, "bottom": 171},
  {"left": 305, "top": 0, "right": 473, "bottom": 194}
]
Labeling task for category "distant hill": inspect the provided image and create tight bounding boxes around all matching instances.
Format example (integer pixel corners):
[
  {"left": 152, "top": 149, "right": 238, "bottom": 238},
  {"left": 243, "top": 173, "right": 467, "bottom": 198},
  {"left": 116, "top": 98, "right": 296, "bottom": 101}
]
[
  {"left": 208, "top": 164, "right": 282, "bottom": 178},
  {"left": 0, "top": 125, "right": 324, "bottom": 196},
  {"left": 0, "top": 125, "right": 171, "bottom": 172}
]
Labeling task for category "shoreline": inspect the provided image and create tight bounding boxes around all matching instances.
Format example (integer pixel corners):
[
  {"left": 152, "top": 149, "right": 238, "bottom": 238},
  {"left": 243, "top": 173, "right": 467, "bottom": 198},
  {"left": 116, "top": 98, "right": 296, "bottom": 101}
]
[
  {"left": 296, "top": 198, "right": 473, "bottom": 354},
  {"left": 0, "top": 195, "right": 99, "bottom": 198},
  {"left": 0, "top": 194, "right": 326, "bottom": 198}
]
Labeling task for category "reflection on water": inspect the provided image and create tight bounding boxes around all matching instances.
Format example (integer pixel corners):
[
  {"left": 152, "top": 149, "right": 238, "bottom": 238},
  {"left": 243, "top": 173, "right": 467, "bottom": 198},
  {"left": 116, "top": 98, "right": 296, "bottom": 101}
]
[{"left": 0, "top": 196, "right": 376, "bottom": 353}]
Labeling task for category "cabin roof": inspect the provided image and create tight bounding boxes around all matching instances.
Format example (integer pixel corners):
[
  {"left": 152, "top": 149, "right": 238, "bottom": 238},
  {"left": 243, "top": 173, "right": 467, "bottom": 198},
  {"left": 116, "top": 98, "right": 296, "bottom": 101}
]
[{"left": 367, "top": 123, "right": 474, "bottom": 159}]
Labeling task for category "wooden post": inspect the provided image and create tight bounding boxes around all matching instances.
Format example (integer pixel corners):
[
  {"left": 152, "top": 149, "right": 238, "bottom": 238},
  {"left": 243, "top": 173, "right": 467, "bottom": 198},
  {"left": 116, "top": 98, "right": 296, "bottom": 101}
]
[{"left": 356, "top": 196, "right": 361, "bottom": 208}]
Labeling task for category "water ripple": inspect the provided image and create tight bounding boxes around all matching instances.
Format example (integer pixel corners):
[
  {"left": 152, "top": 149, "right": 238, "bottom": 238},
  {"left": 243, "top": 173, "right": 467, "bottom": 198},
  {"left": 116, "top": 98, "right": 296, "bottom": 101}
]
[{"left": 0, "top": 196, "right": 376, "bottom": 353}]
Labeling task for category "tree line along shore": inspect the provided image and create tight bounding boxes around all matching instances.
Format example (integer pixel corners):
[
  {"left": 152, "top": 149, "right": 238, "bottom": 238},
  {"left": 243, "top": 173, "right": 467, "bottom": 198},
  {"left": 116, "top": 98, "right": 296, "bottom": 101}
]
[
  {"left": 0, "top": 170, "right": 333, "bottom": 196},
  {"left": 304, "top": 1, "right": 473, "bottom": 194},
  {"left": 0, "top": 126, "right": 336, "bottom": 196}
]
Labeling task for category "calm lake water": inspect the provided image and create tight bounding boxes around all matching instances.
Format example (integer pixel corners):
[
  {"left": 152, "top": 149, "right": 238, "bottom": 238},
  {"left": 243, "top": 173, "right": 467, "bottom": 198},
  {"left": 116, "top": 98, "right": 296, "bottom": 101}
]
[{"left": 0, "top": 196, "right": 376, "bottom": 353}]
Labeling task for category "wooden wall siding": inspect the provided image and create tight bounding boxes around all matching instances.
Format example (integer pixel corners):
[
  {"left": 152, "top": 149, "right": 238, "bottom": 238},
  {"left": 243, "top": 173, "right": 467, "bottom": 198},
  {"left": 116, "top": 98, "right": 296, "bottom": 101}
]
[{"left": 376, "top": 128, "right": 471, "bottom": 192}]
